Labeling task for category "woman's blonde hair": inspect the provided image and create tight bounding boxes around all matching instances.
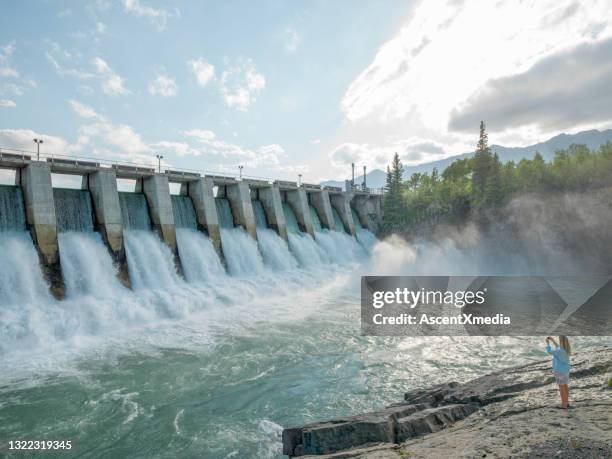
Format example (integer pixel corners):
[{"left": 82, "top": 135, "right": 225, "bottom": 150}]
[{"left": 559, "top": 336, "right": 571, "bottom": 355}]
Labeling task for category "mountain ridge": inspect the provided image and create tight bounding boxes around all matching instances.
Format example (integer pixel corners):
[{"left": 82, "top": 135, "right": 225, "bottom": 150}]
[{"left": 322, "top": 128, "right": 612, "bottom": 189}]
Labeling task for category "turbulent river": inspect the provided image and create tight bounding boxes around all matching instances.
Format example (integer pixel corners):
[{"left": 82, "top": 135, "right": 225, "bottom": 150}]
[{"left": 0, "top": 222, "right": 609, "bottom": 458}]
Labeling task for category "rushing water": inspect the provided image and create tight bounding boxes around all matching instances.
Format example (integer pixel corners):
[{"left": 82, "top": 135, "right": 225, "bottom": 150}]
[
  {"left": 119, "top": 192, "right": 152, "bottom": 230},
  {"left": 172, "top": 195, "right": 198, "bottom": 230},
  {"left": 2, "top": 203, "right": 610, "bottom": 458},
  {"left": 54, "top": 188, "right": 95, "bottom": 233},
  {"left": 332, "top": 207, "right": 346, "bottom": 233},
  {"left": 176, "top": 228, "right": 225, "bottom": 282},
  {"left": 216, "top": 198, "right": 235, "bottom": 228},
  {"left": 0, "top": 185, "right": 26, "bottom": 231}
]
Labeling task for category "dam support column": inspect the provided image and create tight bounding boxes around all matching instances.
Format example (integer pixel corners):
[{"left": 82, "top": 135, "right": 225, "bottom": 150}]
[
  {"left": 286, "top": 188, "right": 315, "bottom": 238},
  {"left": 330, "top": 192, "right": 356, "bottom": 236},
  {"left": 310, "top": 190, "right": 335, "bottom": 231},
  {"left": 188, "top": 177, "right": 222, "bottom": 255},
  {"left": 142, "top": 174, "right": 177, "bottom": 254},
  {"left": 227, "top": 182, "right": 257, "bottom": 240},
  {"left": 20, "top": 162, "right": 63, "bottom": 297},
  {"left": 259, "top": 184, "right": 288, "bottom": 241},
  {"left": 351, "top": 195, "right": 373, "bottom": 230},
  {"left": 87, "top": 169, "right": 129, "bottom": 287}
]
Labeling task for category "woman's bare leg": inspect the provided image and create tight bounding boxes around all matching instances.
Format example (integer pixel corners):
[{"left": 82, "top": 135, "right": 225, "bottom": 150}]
[{"left": 560, "top": 384, "right": 569, "bottom": 408}]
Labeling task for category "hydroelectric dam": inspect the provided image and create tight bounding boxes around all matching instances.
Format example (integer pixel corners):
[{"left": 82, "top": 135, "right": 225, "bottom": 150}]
[{"left": 0, "top": 150, "right": 382, "bottom": 297}]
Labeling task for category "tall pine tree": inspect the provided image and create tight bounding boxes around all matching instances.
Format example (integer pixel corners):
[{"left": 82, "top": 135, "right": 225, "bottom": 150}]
[
  {"left": 472, "top": 121, "right": 493, "bottom": 206},
  {"left": 383, "top": 152, "right": 406, "bottom": 231}
]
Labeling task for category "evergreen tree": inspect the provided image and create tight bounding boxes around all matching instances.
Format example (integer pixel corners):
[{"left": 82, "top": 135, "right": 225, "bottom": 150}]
[
  {"left": 382, "top": 152, "right": 406, "bottom": 231},
  {"left": 472, "top": 121, "right": 493, "bottom": 205}
]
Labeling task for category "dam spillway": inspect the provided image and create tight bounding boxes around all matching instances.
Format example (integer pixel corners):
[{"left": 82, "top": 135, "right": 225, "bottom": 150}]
[{"left": 0, "top": 156, "right": 381, "bottom": 298}]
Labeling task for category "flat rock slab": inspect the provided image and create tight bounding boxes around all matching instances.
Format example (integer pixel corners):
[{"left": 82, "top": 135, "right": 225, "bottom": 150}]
[{"left": 283, "top": 347, "right": 612, "bottom": 457}]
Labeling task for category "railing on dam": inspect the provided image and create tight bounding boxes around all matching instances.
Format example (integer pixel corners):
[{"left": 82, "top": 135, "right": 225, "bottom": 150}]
[{"left": 0, "top": 145, "right": 384, "bottom": 196}]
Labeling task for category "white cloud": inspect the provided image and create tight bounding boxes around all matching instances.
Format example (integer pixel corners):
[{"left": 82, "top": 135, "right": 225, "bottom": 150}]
[
  {"left": 0, "top": 129, "right": 82, "bottom": 155},
  {"left": 0, "top": 41, "right": 19, "bottom": 79},
  {"left": 148, "top": 74, "right": 178, "bottom": 97},
  {"left": 122, "top": 0, "right": 178, "bottom": 31},
  {"left": 0, "top": 99, "right": 16, "bottom": 108},
  {"left": 92, "top": 57, "right": 130, "bottom": 96},
  {"left": 96, "top": 22, "right": 107, "bottom": 34},
  {"left": 329, "top": 137, "right": 448, "bottom": 172},
  {"left": 45, "top": 42, "right": 94, "bottom": 80},
  {"left": 220, "top": 58, "right": 265, "bottom": 111},
  {"left": 57, "top": 9, "right": 72, "bottom": 18},
  {"left": 284, "top": 27, "right": 301, "bottom": 53},
  {"left": 342, "top": 0, "right": 612, "bottom": 146},
  {"left": 184, "top": 129, "right": 285, "bottom": 168},
  {"left": 69, "top": 100, "right": 103, "bottom": 120},
  {"left": 188, "top": 58, "right": 215, "bottom": 87}
]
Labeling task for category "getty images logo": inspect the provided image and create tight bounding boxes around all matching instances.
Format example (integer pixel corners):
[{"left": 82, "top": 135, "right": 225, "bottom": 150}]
[{"left": 371, "top": 287, "right": 487, "bottom": 309}]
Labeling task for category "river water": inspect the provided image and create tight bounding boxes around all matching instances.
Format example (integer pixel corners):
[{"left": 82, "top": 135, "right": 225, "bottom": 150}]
[{"left": 0, "top": 227, "right": 609, "bottom": 458}]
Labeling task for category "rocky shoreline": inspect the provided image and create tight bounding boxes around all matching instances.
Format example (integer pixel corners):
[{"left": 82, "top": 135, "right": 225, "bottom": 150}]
[{"left": 282, "top": 347, "right": 612, "bottom": 458}]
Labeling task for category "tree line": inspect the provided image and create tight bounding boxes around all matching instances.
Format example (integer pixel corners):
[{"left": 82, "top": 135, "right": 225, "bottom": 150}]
[{"left": 382, "top": 121, "right": 612, "bottom": 234}]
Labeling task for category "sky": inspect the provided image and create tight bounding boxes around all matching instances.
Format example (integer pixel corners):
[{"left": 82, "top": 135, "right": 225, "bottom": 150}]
[{"left": 1, "top": 0, "right": 612, "bottom": 183}]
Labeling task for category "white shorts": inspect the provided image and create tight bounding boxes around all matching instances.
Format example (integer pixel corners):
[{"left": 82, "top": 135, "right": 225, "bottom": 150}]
[{"left": 554, "top": 371, "right": 569, "bottom": 385}]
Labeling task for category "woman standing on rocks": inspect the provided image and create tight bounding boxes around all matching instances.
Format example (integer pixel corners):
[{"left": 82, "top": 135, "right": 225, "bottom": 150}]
[{"left": 546, "top": 336, "right": 571, "bottom": 409}]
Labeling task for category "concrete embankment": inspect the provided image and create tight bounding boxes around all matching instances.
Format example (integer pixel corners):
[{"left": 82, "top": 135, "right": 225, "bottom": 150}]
[{"left": 283, "top": 347, "right": 612, "bottom": 458}]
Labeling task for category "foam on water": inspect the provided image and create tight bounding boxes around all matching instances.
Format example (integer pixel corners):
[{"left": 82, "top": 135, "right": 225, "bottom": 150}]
[{"left": 176, "top": 228, "right": 225, "bottom": 282}]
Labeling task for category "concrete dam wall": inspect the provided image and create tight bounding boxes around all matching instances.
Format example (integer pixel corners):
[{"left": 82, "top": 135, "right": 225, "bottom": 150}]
[{"left": 0, "top": 157, "right": 382, "bottom": 298}]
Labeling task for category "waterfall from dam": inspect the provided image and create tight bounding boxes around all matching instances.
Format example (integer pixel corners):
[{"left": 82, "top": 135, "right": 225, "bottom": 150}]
[
  {"left": 58, "top": 232, "right": 123, "bottom": 298},
  {"left": 310, "top": 205, "right": 370, "bottom": 264},
  {"left": 0, "top": 185, "right": 26, "bottom": 231},
  {"left": 351, "top": 208, "right": 377, "bottom": 250},
  {"left": 309, "top": 205, "right": 323, "bottom": 232},
  {"left": 253, "top": 200, "right": 297, "bottom": 271},
  {"left": 119, "top": 192, "right": 152, "bottom": 230},
  {"left": 172, "top": 195, "right": 225, "bottom": 282},
  {"left": 53, "top": 188, "right": 95, "bottom": 233},
  {"left": 283, "top": 203, "right": 329, "bottom": 266},
  {"left": 216, "top": 197, "right": 264, "bottom": 276},
  {"left": 171, "top": 195, "right": 198, "bottom": 230},
  {"left": 332, "top": 207, "right": 346, "bottom": 233},
  {"left": 124, "top": 230, "right": 180, "bottom": 289},
  {"left": 176, "top": 229, "right": 225, "bottom": 282}
]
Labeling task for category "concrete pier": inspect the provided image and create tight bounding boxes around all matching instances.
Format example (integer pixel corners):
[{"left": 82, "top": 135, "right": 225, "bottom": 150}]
[
  {"left": 309, "top": 190, "right": 335, "bottom": 231},
  {"left": 87, "top": 170, "right": 124, "bottom": 257},
  {"left": 351, "top": 194, "right": 382, "bottom": 232},
  {"left": 187, "top": 177, "right": 222, "bottom": 254},
  {"left": 20, "top": 162, "right": 63, "bottom": 297},
  {"left": 286, "top": 188, "right": 315, "bottom": 238},
  {"left": 226, "top": 182, "right": 257, "bottom": 240},
  {"left": 257, "top": 184, "right": 288, "bottom": 241},
  {"left": 330, "top": 192, "right": 356, "bottom": 236},
  {"left": 142, "top": 174, "right": 177, "bottom": 253}
]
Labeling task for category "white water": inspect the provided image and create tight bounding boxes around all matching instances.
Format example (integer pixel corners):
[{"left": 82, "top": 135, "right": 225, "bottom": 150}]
[
  {"left": 0, "top": 232, "right": 51, "bottom": 305},
  {"left": 356, "top": 229, "right": 378, "bottom": 252},
  {"left": 220, "top": 228, "right": 265, "bottom": 276},
  {"left": 287, "top": 232, "right": 330, "bottom": 267},
  {"left": 314, "top": 229, "right": 368, "bottom": 264},
  {"left": 257, "top": 228, "right": 298, "bottom": 271},
  {"left": 176, "top": 228, "right": 225, "bottom": 282},
  {"left": 124, "top": 230, "right": 180, "bottom": 289},
  {"left": 59, "top": 232, "right": 123, "bottom": 298}
]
